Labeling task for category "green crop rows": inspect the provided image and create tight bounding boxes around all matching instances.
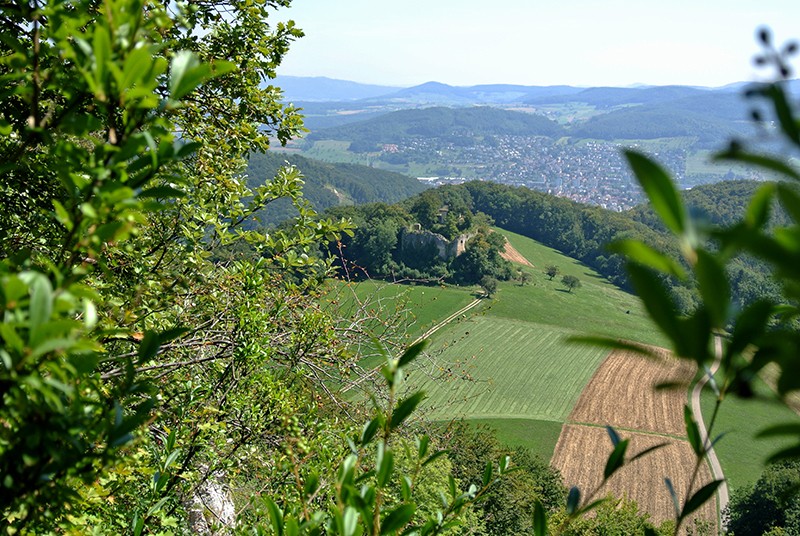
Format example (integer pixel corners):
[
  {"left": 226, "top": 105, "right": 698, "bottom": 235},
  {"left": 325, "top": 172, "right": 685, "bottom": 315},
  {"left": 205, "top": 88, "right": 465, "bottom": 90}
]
[{"left": 412, "top": 316, "right": 608, "bottom": 422}]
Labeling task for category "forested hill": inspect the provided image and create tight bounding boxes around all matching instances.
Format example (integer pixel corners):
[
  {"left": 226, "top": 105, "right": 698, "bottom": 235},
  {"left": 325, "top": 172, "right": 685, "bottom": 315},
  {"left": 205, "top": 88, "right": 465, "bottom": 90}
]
[
  {"left": 308, "top": 106, "right": 565, "bottom": 147},
  {"left": 326, "top": 179, "right": 782, "bottom": 311},
  {"left": 246, "top": 152, "right": 426, "bottom": 225}
]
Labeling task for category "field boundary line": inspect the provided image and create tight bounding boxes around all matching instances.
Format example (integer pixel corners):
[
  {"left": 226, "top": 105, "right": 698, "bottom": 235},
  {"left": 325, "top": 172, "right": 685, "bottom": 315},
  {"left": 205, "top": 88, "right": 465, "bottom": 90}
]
[
  {"left": 412, "top": 297, "right": 483, "bottom": 344},
  {"left": 564, "top": 421, "right": 688, "bottom": 441},
  {"left": 342, "top": 297, "right": 484, "bottom": 394},
  {"left": 691, "top": 334, "right": 729, "bottom": 523}
]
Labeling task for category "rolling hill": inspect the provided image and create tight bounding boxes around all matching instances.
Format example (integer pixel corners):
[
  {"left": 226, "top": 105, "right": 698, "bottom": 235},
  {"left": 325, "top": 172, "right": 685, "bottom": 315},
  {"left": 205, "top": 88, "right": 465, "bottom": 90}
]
[
  {"left": 307, "top": 106, "right": 565, "bottom": 147},
  {"left": 245, "top": 152, "right": 426, "bottom": 225}
]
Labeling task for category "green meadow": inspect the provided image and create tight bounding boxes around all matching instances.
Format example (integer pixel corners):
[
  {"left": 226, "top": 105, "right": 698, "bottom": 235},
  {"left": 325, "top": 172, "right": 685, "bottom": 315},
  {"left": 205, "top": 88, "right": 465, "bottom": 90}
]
[
  {"left": 329, "top": 228, "right": 798, "bottom": 492},
  {"left": 701, "top": 378, "right": 800, "bottom": 492}
]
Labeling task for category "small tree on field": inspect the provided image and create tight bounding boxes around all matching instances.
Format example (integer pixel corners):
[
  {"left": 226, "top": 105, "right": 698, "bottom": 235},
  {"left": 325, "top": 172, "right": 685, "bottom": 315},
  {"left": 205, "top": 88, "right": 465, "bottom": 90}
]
[
  {"left": 545, "top": 265, "right": 560, "bottom": 280},
  {"left": 480, "top": 275, "right": 499, "bottom": 297},
  {"left": 561, "top": 275, "right": 581, "bottom": 293},
  {"left": 518, "top": 271, "right": 533, "bottom": 286}
]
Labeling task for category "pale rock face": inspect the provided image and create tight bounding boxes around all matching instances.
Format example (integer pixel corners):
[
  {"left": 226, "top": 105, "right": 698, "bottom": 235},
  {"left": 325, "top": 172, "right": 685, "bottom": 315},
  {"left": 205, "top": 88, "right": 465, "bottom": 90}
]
[{"left": 187, "top": 468, "right": 236, "bottom": 535}]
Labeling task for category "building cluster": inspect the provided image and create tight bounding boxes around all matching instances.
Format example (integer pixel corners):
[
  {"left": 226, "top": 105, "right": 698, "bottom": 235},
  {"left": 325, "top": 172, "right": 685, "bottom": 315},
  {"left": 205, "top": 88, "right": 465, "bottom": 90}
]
[{"left": 392, "top": 136, "right": 688, "bottom": 211}]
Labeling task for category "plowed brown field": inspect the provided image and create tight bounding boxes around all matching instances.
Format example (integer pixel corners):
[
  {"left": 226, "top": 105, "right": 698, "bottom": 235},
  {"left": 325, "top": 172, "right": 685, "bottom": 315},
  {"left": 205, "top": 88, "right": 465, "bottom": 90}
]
[
  {"left": 569, "top": 348, "right": 696, "bottom": 436},
  {"left": 551, "top": 349, "right": 716, "bottom": 530},
  {"left": 552, "top": 425, "right": 716, "bottom": 527},
  {"left": 500, "top": 239, "right": 533, "bottom": 266}
]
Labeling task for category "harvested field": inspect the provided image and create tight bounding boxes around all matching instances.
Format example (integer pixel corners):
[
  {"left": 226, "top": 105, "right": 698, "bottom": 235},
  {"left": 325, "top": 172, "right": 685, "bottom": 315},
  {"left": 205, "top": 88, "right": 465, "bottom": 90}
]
[
  {"left": 500, "top": 239, "right": 533, "bottom": 266},
  {"left": 569, "top": 349, "right": 697, "bottom": 436},
  {"left": 551, "top": 424, "right": 716, "bottom": 528}
]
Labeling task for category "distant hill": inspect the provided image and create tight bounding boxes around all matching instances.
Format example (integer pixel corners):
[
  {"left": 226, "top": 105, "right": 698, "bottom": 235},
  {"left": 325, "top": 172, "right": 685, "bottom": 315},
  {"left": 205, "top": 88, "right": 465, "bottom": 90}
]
[
  {"left": 569, "top": 106, "right": 746, "bottom": 145},
  {"left": 245, "top": 152, "right": 426, "bottom": 225},
  {"left": 374, "top": 81, "right": 583, "bottom": 105},
  {"left": 526, "top": 85, "right": 709, "bottom": 108},
  {"left": 273, "top": 75, "right": 399, "bottom": 102},
  {"left": 308, "top": 106, "right": 565, "bottom": 147}
]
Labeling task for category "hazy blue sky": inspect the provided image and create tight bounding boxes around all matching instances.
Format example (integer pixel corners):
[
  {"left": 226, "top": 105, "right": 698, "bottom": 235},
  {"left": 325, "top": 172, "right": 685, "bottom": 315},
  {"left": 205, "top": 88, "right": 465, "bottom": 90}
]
[{"left": 275, "top": 0, "right": 799, "bottom": 88}]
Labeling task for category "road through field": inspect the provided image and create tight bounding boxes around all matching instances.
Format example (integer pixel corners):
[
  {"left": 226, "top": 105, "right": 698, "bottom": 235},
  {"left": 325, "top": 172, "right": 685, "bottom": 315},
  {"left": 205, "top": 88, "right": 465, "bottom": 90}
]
[
  {"left": 413, "top": 298, "right": 483, "bottom": 344},
  {"left": 690, "top": 335, "right": 729, "bottom": 519}
]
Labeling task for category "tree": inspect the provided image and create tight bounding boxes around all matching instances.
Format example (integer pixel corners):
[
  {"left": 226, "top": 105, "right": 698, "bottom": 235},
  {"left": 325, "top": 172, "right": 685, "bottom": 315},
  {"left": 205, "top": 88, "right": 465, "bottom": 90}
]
[
  {"left": 545, "top": 265, "right": 560, "bottom": 280},
  {"left": 561, "top": 275, "right": 581, "bottom": 293},
  {"left": 519, "top": 271, "right": 534, "bottom": 286},
  {"left": 480, "top": 275, "right": 499, "bottom": 297},
  {"left": 724, "top": 460, "right": 800, "bottom": 536}
]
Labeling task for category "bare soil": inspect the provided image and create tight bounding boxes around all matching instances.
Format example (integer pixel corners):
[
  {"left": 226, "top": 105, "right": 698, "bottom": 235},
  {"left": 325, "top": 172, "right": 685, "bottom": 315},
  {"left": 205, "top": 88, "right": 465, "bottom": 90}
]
[
  {"left": 551, "top": 349, "right": 716, "bottom": 531},
  {"left": 500, "top": 239, "right": 534, "bottom": 266},
  {"left": 551, "top": 424, "right": 716, "bottom": 529},
  {"left": 569, "top": 348, "right": 696, "bottom": 436}
]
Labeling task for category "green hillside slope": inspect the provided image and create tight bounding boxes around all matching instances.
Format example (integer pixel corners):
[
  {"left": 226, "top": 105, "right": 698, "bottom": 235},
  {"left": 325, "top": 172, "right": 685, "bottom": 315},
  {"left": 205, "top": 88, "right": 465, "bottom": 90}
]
[{"left": 245, "top": 151, "right": 426, "bottom": 225}]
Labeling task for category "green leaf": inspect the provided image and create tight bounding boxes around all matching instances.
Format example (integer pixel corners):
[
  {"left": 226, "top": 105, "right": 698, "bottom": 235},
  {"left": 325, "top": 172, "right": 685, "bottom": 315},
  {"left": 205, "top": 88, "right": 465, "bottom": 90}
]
[
  {"left": 684, "top": 405, "right": 703, "bottom": 456},
  {"left": 138, "top": 186, "right": 185, "bottom": 199},
  {"left": 390, "top": 391, "right": 426, "bottom": 430},
  {"left": 757, "top": 423, "right": 800, "bottom": 438},
  {"left": 603, "top": 439, "right": 628, "bottom": 479},
  {"left": 303, "top": 472, "right": 319, "bottom": 499},
  {"left": 360, "top": 417, "right": 381, "bottom": 446},
  {"left": 745, "top": 183, "right": 776, "bottom": 229},
  {"left": 532, "top": 500, "right": 547, "bottom": 536},
  {"left": 629, "top": 442, "right": 669, "bottom": 463},
  {"left": 606, "top": 425, "right": 621, "bottom": 447},
  {"left": 627, "top": 263, "right": 681, "bottom": 343},
  {"left": 695, "top": 250, "right": 730, "bottom": 328},
  {"left": 28, "top": 274, "right": 53, "bottom": 334},
  {"left": 264, "top": 498, "right": 284, "bottom": 536},
  {"left": 381, "top": 504, "right": 414, "bottom": 534},
  {"left": 567, "top": 336, "right": 658, "bottom": 358},
  {"left": 376, "top": 443, "right": 394, "bottom": 488},
  {"left": 482, "top": 460, "right": 493, "bottom": 487},
  {"left": 778, "top": 184, "right": 800, "bottom": 223},
  {"left": 665, "top": 478, "right": 680, "bottom": 519},
  {"left": 400, "top": 476, "right": 412, "bottom": 502},
  {"left": 680, "top": 480, "right": 723, "bottom": 520},
  {"left": 624, "top": 150, "right": 687, "bottom": 235},
  {"left": 398, "top": 339, "right": 427, "bottom": 368},
  {"left": 422, "top": 450, "right": 449, "bottom": 468},
  {"left": 609, "top": 239, "right": 686, "bottom": 279},
  {"left": 566, "top": 486, "right": 580, "bottom": 515},
  {"left": 715, "top": 147, "right": 800, "bottom": 181},
  {"left": 417, "top": 434, "right": 430, "bottom": 458}
]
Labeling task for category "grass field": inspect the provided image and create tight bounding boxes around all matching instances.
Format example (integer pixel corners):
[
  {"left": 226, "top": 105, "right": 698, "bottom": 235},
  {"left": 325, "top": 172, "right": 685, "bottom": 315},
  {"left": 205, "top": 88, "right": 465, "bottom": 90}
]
[
  {"left": 463, "top": 417, "right": 564, "bottom": 461},
  {"left": 494, "top": 228, "right": 666, "bottom": 345},
  {"left": 413, "top": 316, "right": 609, "bottom": 422},
  {"left": 322, "top": 278, "right": 479, "bottom": 343},
  {"left": 700, "top": 378, "right": 800, "bottom": 492}
]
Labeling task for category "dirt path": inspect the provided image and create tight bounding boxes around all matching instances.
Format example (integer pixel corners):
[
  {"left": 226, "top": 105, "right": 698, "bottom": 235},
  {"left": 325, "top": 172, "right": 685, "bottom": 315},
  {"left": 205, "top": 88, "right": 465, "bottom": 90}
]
[
  {"left": 500, "top": 239, "right": 534, "bottom": 267},
  {"left": 412, "top": 298, "right": 483, "bottom": 344},
  {"left": 690, "top": 335, "right": 729, "bottom": 520}
]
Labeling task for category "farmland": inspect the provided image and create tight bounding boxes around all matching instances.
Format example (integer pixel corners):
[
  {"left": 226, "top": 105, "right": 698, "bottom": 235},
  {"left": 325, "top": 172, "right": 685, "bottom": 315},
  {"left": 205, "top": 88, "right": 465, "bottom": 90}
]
[
  {"left": 552, "top": 425, "right": 716, "bottom": 527},
  {"left": 413, "top": 316, "right": 609, "bottom": 422},
  {"left": 552, "top": 349, "right": 717, "bottom": 528},
  {"left": 334, "top": 227, "right": 793, "bottom": 526}
]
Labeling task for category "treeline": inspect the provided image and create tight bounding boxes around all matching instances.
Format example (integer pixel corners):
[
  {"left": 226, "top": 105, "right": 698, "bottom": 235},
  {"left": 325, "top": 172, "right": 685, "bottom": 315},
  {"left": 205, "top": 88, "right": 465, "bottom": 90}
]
[
  {"left": 325, "top": 188, "right": 514, "bottom": 284},
  {"left": 326, "top": 179, "right": 784, "bottom": 312}
]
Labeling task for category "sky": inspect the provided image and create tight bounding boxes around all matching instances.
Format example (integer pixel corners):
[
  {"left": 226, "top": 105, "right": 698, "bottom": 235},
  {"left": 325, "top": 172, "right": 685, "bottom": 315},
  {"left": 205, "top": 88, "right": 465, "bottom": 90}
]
[{"left": 275, "top": 0, "right": 800, "bottom": 88}]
